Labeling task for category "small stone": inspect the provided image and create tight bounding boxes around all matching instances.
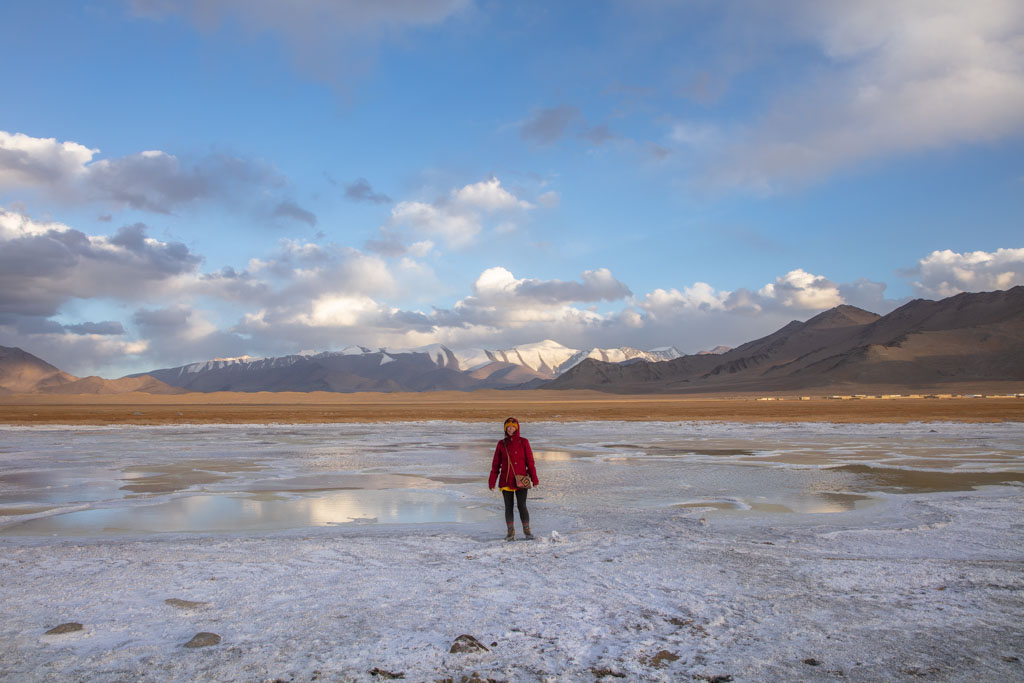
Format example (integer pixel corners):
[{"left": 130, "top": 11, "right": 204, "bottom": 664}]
[
  {"left": 803, "top": 658, "right": 822, "bottom": 666},
  {"left": 590, "top": 667, "right": 626, "bottom": 678},
  {"left": 165, "top": 598, "right": 209, "bottom": 609},
  {"left": 183, "top": 632, "right": 221, "bottom": 648},
  {"left": 449, "top": 634, "right": 489, "bottom": 653},
  {"left": 368, "top": 668, "right": 405, "bottom": 679},
  {"left": 45, "top": 622, "right": 83, "bottom": 635}
]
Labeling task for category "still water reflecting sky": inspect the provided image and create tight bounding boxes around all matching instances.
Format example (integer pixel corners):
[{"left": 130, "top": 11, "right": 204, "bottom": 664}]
[{"left": 1, "top": 421, "right": 1021, "bottom": 536}]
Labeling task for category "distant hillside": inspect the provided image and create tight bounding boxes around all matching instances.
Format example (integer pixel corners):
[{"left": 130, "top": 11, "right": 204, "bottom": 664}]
[
  {"left": 545, "top": 287, "right": 1024, "bottom": 393},
  {"left": 0, "top": 345, "right": 182, "bottom": 395},
  {"left": 0, "top": 346, "right": 77, "bottom": 393},
  {"left": 41, "top": 374, "right": 187, "bottom": 395}
]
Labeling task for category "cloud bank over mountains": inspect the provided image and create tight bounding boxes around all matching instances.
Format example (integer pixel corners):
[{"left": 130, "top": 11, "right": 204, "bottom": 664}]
[{"left": 3, "top": 155, "right": 1022, "bottom": 378}]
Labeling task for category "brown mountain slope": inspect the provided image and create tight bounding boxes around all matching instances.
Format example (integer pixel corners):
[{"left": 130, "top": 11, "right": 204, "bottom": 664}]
[
  {"left": 0, "top": 346, "right": 187, "bottom": 394},
  {"left": 42, "top": 374, "right": 187, "bottom": 395},
  {"left": 0, "top": 345, "right": 77, "bottom": 393},
  {"left": 546, "top": 286, "right": 1024, "bottom": 393}
]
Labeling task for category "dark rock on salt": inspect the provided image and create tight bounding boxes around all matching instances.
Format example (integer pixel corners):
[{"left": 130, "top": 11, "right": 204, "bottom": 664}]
[
  {"left": 182, "top": 631, "right": 221, "bottom": 648},
  {"left": 164, "top": 598, "right": 209, "bottom": 609},
  {"left": 803, "top": 658, "right": 822, "bottom": 666},
  {"left": 647, "top": 649, "right": 680, "bottom": 667},
  {"left": 458, "top": 673, "right": 500, "bottom": 683},
  {"left": 45, "top": 622, "right": 83, "bottom": 635},
  {"left": 449, "top": 634, "right": 489, "bottom": 653},
  {"left": 368, "top": 668, "right": 405, "bottom": 679}
]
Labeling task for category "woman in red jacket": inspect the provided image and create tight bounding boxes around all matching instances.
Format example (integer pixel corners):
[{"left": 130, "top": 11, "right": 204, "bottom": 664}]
[{"left": 488, "top": 416, "right": 539, "bottom": 540}]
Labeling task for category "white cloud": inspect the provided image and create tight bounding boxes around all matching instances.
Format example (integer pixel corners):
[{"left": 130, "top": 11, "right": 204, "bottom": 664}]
[
  {"left": 464, "top": 266, "right": 631, "bottom": 307},
  {"left": 0, "top": 207, "right": 71, "bottom": 239},
  {"left": 0, "top": 130, "right": 296, "bottom": 217},
  {"left": 0, "top": 208, "right": 202, "bottom": 317},
  {"left": 689, "top": 1, "right": 1024, "bottom": 192},
  {"left": 298, "top": 294, "right": 386, "bottom": 328},
  {"left": 758, "top": 269, "right": 843, "bottom": 310},
  {"left": 388, "top": 177, "right": 535, "bottom": 248},
  {"left": 0, "top": 131, "right": 95, "bottom": 188},
  {"left": 911, "top": 248, "right": 1024, "bottom": 297},
  {"left": 390, "top": 200, "right": 481, "bottom": 248},
  {"left": 637, "top": 283, "right": 730, "bottom": 317},
  {"left": 451, "top": 177, "right": 532, "bottom": 211},
  {"left": 638, "top": 269, "right": 843, "bottom": 319}
]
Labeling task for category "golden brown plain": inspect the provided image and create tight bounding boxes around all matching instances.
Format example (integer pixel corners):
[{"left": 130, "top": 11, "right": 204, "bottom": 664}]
[{"left": 1, "top": 390, "right": 1022, "bottom": 424}]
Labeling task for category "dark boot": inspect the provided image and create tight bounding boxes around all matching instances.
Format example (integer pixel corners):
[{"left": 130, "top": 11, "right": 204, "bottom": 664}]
[
  {"left": 505, "top": 523, "right": 515, "bottom": 541},
  {"left": 523, "top": 524, "right": 533, "bottom": 539}
]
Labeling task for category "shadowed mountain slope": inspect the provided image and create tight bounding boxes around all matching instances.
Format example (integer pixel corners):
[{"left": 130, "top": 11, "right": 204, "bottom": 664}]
[
  {"left": 0, "top": 345, "right": 181, "bottom": 394},
  {"left": 545, "top": 287, "right": 1024, "bottom": 393},
  {"left": 0, "top": 345, "right": 77, "bottom": 393}
]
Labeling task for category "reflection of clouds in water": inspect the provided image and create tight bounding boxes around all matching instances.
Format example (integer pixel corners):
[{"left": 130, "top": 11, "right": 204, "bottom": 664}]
[
  {"left": 534, "top": 450, "right": 573, "bottom": 461},
  {"left": 1, "top": 490, "right": 494, "bottom": 535},
  {"left": 2, "top": 421, "right": 1021, "bottom": 535}
]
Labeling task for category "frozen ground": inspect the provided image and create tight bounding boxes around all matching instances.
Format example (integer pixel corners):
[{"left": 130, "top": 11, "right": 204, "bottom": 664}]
[{"left": 1, "top": 421, "right": 1022, "bottom": 681}]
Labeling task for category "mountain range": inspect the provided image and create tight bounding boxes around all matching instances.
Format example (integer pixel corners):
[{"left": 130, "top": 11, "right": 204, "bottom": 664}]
[
  {"left": 547, "top": 286, "right": 1024, "bottom": 393},
  {"left": 2, "top": 286, "right": 1022, "bottom": 394},
  {"left": 126, "top": 340, "right": 688, "bottom": 393}
]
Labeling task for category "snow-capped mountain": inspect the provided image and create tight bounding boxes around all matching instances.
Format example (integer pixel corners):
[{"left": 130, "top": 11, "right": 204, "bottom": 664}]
[{"left": 129, "top": 340, "right": 686, "bottom": 393}]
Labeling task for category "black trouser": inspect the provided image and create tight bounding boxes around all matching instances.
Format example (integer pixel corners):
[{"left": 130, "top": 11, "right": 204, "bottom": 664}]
[{"left": 502, "top": 488, "right": 529, "bottom": 526}]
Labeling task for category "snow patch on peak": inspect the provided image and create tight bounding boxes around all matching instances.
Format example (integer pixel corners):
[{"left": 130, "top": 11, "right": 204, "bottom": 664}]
[
  {"left": 697, "top": 345, "right": 731, "bottom": 355},
  {"left": 557, "top": 345, "right": 683, "bottom": 374},
  {"left": 487, "top": 340, "right": 577, "bottom": 375},
  {"left": 337, "top": 345, "right": 373, "bottom": 356},
  {"left": 183, "top": 356, "right": 263, "bottom": 374}
]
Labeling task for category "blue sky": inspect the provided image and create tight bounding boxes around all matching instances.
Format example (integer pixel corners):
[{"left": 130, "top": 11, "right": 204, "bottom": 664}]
[{"left": 2, "top": 0, "right": 1022, "bottom": 377}]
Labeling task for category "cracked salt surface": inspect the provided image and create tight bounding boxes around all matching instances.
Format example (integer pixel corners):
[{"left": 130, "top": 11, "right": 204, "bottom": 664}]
[{"left": 1, "top": 421, "right": 1022, "bottom": 681}]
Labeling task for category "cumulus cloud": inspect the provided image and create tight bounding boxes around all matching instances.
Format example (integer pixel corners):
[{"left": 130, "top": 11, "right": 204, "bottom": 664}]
[
  {"left": 466, "top": 266, "right": 630, "bottom": 306},
  {"left": 0, "top": 131, "right": 95, "bottom": 189},
  {"left": 0, "top": 208, "right": 201, "bottom": 317},
  {"left": 0, "top": 130, "right": 288, "bottom": 215},
  {"left": 676, "top": 1, "right": 1024, "bottom": 192},
  {"left": 4, "top": 204, "right": 1012, "bottom": 377},
  {"left": 636, "top": 269, "right": 847, "bottom": 322},
  {"left": 910, "top": 248, "right": 1024, "bottom": 298},
  {"left": 758, "top": 269, "right": 843, "bottom": 310},
  {"left": 387, "top": 177, "right": 534, "bottom": 248}
]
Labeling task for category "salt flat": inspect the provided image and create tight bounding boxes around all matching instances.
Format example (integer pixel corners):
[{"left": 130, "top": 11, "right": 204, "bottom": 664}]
[{"left": 1, "top": 422, "right": 1022, "bottom": 681}]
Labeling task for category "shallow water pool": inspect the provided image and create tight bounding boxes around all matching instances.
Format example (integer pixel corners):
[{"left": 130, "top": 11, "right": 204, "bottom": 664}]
[{"left": 1, "top": 421, "right": 1022, "bottom": 536}]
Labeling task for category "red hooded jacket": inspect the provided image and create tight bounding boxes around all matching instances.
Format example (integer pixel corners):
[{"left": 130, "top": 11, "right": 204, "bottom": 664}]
[{"left": 489, "top": 430, "right": 539, "bottom": 489}]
